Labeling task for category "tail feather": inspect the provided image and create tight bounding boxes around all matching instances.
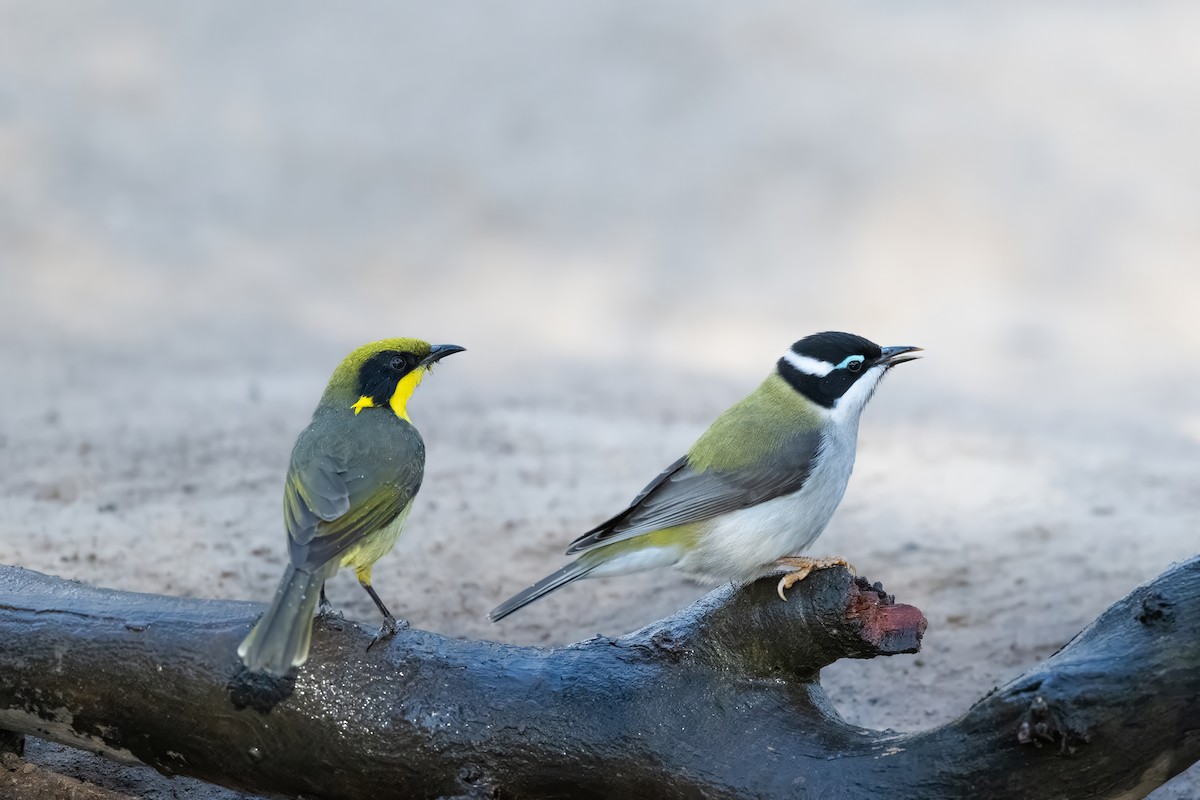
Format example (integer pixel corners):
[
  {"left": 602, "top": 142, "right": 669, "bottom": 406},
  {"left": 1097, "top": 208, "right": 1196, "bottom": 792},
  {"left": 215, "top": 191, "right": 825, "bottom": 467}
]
[
  {"left": 489, "top": 560, "right": 595, "bottom": 622},
  {"left": 238, "top": 563, "right": 330, "bottom": 675}
]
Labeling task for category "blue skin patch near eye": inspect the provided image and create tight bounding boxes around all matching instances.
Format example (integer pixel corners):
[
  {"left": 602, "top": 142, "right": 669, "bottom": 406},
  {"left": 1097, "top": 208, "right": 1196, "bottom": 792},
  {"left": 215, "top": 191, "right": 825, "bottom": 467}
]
[{"left": 836, "top": 355, "right": 865, "bottom": 370}]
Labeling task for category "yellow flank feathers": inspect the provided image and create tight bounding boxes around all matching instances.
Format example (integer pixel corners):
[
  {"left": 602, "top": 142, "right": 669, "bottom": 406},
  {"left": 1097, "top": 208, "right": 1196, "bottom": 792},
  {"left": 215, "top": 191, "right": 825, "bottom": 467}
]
[
  {"left": 388, "top": 366, "right": 427, "bottom": 422},
  {"left": 581, "top": 523, "right": 702, "bottom": 561},
  {"left": 351, "top": 396, "right": 375, "bottom": 415},
  {"left": 341, "top": 500, "right": 414, "bottom": 576}
]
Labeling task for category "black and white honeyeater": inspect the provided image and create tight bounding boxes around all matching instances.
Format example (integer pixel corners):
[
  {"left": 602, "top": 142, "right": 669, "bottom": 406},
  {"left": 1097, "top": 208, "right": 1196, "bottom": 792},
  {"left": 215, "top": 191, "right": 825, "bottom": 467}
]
[{"left": 490, "top": 331, "right": 920, "bottom": 622}]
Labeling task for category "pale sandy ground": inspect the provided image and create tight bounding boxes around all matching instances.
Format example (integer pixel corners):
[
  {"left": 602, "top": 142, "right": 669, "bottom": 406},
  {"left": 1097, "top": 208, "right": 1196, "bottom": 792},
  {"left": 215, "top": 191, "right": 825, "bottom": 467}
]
[{"left": 1, "top": 2, "right": 1198, "bottom": 798}]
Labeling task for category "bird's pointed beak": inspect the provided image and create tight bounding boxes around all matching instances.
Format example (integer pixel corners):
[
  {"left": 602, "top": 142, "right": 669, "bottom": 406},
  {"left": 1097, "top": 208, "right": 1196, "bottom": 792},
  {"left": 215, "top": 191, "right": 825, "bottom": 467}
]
[
  {"left": 877, "top": 345, "right": 923, "bottom": 368},
  {"left": 421, "top": 344, "right": 466, "bottom": 366}
]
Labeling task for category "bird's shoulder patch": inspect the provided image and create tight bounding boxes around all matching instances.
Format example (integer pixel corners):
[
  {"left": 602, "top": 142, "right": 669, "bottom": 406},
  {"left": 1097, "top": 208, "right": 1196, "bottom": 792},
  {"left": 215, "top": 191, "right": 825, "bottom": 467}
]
[{"left": 688, "top": 375, "right": 820, "bottom": 472}]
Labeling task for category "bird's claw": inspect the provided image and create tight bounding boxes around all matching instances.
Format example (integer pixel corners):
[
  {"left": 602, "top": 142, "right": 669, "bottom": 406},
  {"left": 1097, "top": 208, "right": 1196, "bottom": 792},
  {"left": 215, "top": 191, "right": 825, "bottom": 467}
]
[
  {"left": 774, "top": 556, "right": 856, "bottom": 601},
  {"left": 366, "top": 615, "right": 408, "bottom": 651},
  {"left": 317, "top": 585, "right": 340, "bottom": 620}
]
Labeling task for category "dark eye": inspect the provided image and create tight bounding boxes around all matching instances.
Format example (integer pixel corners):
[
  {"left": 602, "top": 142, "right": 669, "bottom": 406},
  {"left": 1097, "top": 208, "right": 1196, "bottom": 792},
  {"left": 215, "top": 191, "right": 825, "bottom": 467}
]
[
  {"left": 847, "top": 359, "right": 862, "bottom": 373},
  {"left": 389, "top": 355, "right": 407, "bottom": 371}
]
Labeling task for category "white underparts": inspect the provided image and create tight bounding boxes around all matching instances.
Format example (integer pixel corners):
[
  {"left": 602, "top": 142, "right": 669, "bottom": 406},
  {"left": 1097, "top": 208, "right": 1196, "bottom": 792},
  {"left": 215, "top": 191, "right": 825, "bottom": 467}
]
[
  {"left": 829, "top": 364, "right": 886, "bottom": 426},
  {"left": 675, "top": 424, "right": 858, "bottom": 582},
  {"left": 579, "top": 359, "right": 886, "bottom": 585},
  {"left": 586, "top": 547, "right": 679, "bottom": 578}
]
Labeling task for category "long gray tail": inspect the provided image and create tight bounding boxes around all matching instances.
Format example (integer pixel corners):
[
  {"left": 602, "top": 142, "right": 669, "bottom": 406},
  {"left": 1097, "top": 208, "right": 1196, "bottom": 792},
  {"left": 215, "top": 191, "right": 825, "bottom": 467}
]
[
  {"left": 238, "top": 563, "right": 330, "bottom": 675},
  {"left": 489, "top": 560, "right": 596, "bottom": 622}
]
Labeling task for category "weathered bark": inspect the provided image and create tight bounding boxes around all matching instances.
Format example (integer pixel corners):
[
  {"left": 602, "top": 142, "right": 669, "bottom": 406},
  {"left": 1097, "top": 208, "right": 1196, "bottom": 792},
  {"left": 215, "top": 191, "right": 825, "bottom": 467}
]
[{"left": 0, "top": 558, "right": 1196, "bottom": 799}]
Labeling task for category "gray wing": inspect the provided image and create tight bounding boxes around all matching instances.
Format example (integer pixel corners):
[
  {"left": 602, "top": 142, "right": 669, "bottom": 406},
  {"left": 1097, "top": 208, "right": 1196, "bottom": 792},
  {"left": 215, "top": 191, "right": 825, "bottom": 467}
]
[
  {"left": 283, "top": 450, "right": 351, "bottom": 549},
  {"left": 283, "top": 420, "right": 424, "bottom": 570},
  {"left": 565, "top": 430, "right": 822, "bottom": 555}
]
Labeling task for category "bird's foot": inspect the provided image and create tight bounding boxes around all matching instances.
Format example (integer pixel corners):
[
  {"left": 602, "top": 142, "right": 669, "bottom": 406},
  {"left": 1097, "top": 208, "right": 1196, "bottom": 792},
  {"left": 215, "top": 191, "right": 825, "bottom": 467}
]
[
  {"left": 774, "top": 556, "right": 856, "bottom": 601},
  {"left": 317, "top": 585, "right": 342, "bottom": 620},
  {"left": 317, "top": 608, "right": 345, "bottom": 633},
  {"left": 366, "top": 614, "right": 409, "bottom": 651}
]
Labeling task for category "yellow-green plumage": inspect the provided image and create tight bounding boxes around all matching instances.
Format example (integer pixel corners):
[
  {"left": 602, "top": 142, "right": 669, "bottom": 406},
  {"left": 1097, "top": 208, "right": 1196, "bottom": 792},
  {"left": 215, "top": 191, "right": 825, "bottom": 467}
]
[
  {"left": 688, "top": 374, "right": 821, "bottom": 472},
  {"left": 238, "top": 337, "right": 462, "bottom": 675},
  {"left": 489, "top": 331, "right": 919, "bottom": 623},
  {"left": 576, "top": 523, "right": 702, "bottom": 566},
  {"left": 489, "top": 374, "right": 822, "bottom": 621},
  {"left": 342, "top": 500, "right": 414, "bottom": 583},
  {"left": 322, "top": 338, "right": 434, "bottom": 398}
]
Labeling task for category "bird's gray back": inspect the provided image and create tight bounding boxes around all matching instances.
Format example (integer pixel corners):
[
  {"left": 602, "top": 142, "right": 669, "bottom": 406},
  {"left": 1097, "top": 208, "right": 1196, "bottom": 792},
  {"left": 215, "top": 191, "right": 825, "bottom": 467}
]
[{"left": 284, "top": 407, "right": 425, "bottom": 568}]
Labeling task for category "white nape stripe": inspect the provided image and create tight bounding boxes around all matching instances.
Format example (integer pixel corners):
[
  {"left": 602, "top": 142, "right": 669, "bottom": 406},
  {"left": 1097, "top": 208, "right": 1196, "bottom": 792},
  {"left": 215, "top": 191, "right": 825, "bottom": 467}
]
[{"left": 782, "top": 350, "right": 835, "bottom": 377}]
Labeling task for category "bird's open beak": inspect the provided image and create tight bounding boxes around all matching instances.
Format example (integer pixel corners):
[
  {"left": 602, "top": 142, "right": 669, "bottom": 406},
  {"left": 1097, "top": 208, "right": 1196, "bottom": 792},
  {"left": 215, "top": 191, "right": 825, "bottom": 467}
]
[
  {"left": 877, "top": 345, "right": 923, "bottom": 368},
  {"left": 421, "top": 344, "right": 466, "bottom": 366}
]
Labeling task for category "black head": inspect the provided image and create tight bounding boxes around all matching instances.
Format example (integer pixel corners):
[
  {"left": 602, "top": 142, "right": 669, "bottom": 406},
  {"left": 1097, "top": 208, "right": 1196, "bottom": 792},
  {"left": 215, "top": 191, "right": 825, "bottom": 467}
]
[
  {"left": 344, "top": 340, "right": 465, "bottom": 409},
  {"left": 356, "top": 348, "right": 425, "bottom": 405},
  {"left": 776, "top": 331, "right": 920, "bottom": 409}
]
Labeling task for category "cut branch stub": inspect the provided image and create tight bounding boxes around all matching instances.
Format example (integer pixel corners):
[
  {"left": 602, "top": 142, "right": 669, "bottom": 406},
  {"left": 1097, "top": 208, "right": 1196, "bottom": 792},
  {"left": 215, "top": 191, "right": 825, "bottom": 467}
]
[{"left": 634, "top": 569, "right": 926, "bottom": 679}]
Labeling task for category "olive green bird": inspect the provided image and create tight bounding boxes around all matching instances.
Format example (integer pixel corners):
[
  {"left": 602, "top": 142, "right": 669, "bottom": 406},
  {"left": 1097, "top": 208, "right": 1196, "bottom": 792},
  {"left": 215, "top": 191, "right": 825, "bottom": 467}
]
[
  {"left": 238, "top": 338, "right": 464, "bottom": 676},
  {"left": 490, "top": 331, "right": 919, "bottom": 622}
]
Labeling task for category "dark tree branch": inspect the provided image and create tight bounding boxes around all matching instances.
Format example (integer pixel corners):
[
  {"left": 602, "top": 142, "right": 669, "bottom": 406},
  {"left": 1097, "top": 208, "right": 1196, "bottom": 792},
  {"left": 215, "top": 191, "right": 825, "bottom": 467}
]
[{"left": 0, "top": 558, "right": 1197, "bottom": 799}]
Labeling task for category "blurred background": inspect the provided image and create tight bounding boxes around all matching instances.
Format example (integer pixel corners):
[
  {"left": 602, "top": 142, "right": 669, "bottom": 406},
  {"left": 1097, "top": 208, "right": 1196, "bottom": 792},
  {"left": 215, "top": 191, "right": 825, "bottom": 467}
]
[{"left": 1, "top": 2, "right": 1197, "bottom": 797}]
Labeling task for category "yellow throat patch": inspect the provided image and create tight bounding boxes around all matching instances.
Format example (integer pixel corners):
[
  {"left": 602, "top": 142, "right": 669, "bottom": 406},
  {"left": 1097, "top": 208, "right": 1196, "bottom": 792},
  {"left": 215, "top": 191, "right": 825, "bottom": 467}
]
[{"left": 351, "top": 367, "right": 426, "bottom": 421}]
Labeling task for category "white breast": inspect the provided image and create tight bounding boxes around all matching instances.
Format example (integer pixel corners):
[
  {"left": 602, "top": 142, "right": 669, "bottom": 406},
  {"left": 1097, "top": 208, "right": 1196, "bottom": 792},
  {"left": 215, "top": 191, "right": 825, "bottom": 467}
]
[{"left": 677, "top": 417, "right": 861, "bottom": 582}]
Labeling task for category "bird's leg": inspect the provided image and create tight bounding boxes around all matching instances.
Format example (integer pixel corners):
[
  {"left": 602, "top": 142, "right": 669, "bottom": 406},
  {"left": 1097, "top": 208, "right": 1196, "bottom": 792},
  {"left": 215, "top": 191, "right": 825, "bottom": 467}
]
[
  {"left": 356, "top": 569, "right": 407, "bottom": 650},
  {"left": 773, "top": 556, "right": 856, "bottom": 601},
  {"left": 362, "top": 583, "right": 405, "bottom": 649},
  {"left": 317, "top": 583, "right": 338, "bottom": 618}
]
